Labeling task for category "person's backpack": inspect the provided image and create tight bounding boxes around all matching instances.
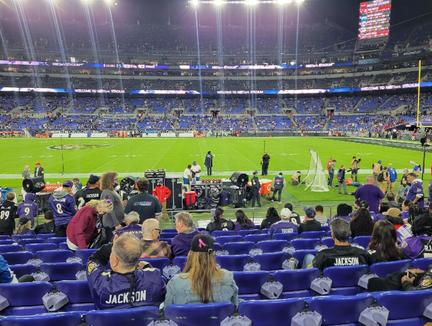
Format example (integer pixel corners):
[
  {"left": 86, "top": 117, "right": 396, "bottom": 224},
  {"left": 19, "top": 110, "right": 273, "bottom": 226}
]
[
  {"left": 377, "top": 172, "right": 385, "bottom": 182},
  {"left": 403, "top": 236, "right": 432, "bottom": 259},
  {"left": 388, "top": 168, "right": 397, "bottom": 183}
]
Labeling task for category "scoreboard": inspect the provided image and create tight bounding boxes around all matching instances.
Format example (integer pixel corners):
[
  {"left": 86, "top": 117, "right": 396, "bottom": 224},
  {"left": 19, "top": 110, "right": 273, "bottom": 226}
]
[{"left": 358, "top": 0, "right": 391, "bottom": 40}]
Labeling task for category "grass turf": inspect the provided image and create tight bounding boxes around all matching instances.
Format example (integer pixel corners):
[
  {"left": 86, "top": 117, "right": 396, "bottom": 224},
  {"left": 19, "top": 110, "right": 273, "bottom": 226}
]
[{"left": 0, "top": 136, "right": 430, "bottom": 225}]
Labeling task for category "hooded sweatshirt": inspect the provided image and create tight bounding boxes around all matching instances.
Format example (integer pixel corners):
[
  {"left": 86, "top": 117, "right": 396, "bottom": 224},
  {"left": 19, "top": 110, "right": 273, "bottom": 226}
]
[
  {"left": 170, "top": 229, "right": 200, "bottom": 257},
  {"left": 48, "top": 188, "right": 77, "bottom": 226},
  {"left": 17, "top": 193, "right": 39, "bottom": 220}
]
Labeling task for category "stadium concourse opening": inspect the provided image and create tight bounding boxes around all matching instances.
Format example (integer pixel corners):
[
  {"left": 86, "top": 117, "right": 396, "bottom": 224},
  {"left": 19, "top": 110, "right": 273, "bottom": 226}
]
[{"left": 0, "top": 0, "right": 432, "bottom": 324}]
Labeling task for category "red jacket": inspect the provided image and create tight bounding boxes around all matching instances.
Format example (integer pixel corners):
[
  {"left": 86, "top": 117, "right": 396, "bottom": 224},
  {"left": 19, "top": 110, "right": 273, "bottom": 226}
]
[
  {"left": 66, "top": 206, "right": 98, "bottom": 249},
  {"left": 153, "top": 186, "right": 171, "bottom": 204}
]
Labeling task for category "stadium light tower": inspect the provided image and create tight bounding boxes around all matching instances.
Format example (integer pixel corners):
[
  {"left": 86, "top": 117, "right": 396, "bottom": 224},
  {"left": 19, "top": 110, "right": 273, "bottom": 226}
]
[{"left": 191, "top": 0, "right": 200, "bottom": 8}]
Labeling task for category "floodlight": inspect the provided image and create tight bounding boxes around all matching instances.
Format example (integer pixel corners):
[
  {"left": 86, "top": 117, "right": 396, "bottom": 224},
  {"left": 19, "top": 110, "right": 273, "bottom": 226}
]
[
  {"left": 81, "top": 0, "right": 94, "bottom": 4},
  {"left": 276, "top": 0, "right": 292, "bottom": 5},
  {"left": 295, "top": 0, "right": 304, "bottom": 5},
  {"left": 245, "top": 0, "right": 259, "bottom": 6},
  {"left": 104, "top": 0, "right": 114, "bottom": 5},
  {"left": 190, "top": 0, "right": 200, "bottom": 8},
  {"left": 213, "top": 0, "right": 224, "bottom": 7}
]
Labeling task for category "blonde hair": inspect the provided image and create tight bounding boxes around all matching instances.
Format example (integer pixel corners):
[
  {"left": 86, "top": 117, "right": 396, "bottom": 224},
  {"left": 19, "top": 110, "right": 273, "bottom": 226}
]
[
  {"left": 86, "top": 199, "right": 113, "bottom": 212},
  {"left": 182, "top": 251, "right": 223, "bottom": 303}
]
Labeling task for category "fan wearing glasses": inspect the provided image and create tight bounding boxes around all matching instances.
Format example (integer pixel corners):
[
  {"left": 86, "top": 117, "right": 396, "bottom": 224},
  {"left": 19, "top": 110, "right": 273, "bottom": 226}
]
[{"left": 141, "top": 218, "right": 171, "bottom": 258}]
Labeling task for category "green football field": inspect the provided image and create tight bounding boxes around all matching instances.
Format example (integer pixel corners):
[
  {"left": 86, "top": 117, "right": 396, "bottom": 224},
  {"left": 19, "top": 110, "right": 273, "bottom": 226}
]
[{"left": 0, "top": 137, "right": 430, "bottom": 221}]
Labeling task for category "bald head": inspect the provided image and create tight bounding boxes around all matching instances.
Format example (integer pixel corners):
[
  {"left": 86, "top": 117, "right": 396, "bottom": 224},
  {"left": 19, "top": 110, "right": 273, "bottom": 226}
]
[
  {"left": 366, "top": 176, "right": 375, "bottom": 184},
  {"left": 112, "top": 234, "right": 143, "bottom": 270},
  {"left": 142, "top": 218, "right": 160, "bottom": 240}
]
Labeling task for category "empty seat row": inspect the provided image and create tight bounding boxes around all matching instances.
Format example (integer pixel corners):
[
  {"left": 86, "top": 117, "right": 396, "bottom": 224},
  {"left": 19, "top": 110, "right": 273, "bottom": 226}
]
[{"left": 1, "top": 290, "right": 431, "bottom": 326}]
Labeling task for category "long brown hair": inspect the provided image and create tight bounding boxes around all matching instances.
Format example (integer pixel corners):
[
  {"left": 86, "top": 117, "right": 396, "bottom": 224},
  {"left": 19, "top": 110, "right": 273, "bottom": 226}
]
[
  {"left": 182, "top": 251, "right": 223, "bottom": 303},
  {"left": 100, "top": 172, "right": 118, "bottom": 191},
  {"left": 368, "top": 220, "right": 402, "bottom": 261}
]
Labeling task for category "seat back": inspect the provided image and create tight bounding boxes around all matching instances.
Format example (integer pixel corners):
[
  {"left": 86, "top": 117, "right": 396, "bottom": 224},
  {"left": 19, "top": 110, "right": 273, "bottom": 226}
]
[
  {"left": 36, "top": 233, "right": 56, "bottom": 240},
  {"left": 40, "top": 262, "right": 83, "bottom": 281},
  {"left": 291, "top": 238, "right": 320, "bottom": 250},
  {"left": 308, "top": 293, "right": 375, "bottom": 325},
  {"left": 272, "top": 233, "right": 297, "bottom": 242},
  {"left": 272, "top": 268, "right": 321, "bottom": 292},
  {"left": 375, "top": 290, "right": 432, "bottom": 320},
  {"left": 352, "top": 236, "right": 371, "bottom": 249},
  {"left": 323, "top": 265, "right": 368, "bottom": 287},
  {"left": 172, "top": 256, "right": 187, "bottom": 271},
  {"left": 9, "top": 264, "right": 38, "bottom": 278},
  {"left": 212, "top": 230, "right": 237, "bottom": 237},
  {"left": 410, "top": 257, "right": 432, "bottom": 271},
  {"left": 370, "top": 259, "right": 411, "bottom": 277},
  {"left": 223, "top": 242, "right": 255, "bottom": 255},
  {"left": 256, "top": 240, "right": 288, "bottom": 253},
  {"left": 0, "top": 240, "right": 14, "bottom": 245},
  {"left": 216, "top": 255, "right": 250, "bottom": 271},
  {"left": 75, "top": 249, "right": 97, "bottom": 264},
  {"left": 320, "top": 237, "right": 334, "bottom": 248},
  {"left": 299, "top": 231, "right": 326, "bottom": 239},
  {"left": 214, "top": 235, "right": 243, "bottom": 245},
  {"left": 1, "top": 251, "right": 33, "bottom": 264},
  {"left": 25, "top": 243, "right": 57, "bottom": 253},
  {"left": 45, "top": 237, "right": 68, "bottom": 244},
  {"left": 238, "top": 229, "right": 261, "bottom": 236},
  {"left": 35, "top": 250, "right": 75, "bottom": 263},
  {"left": 244, "top": 234, "right": 270, "bottom": 243},
  {"left": 86, "top": 306, "right": 159, "bottom": 326},
  {"left": 165, "top": 302, "right": 235, "bottom": 326},
  {"left": 238, "top": 298, "right": 305, "bottom": 326},
  {"left": 18, "top": 239, "right": 46, "bottom": 246},
  {"left": 292, "top": 250, "right": 317, "bottom": 264},
  {"left": 1, "top": 312, "right": 81, "bottom": 326},
  {"left": 254, "top": 252, "right": 290, "bottom": 271},
  {"left": 0, "top": 282, "right": 53, "bottom": 306},
  {"left": 0, "top": 244, "right": 24, "bottom": 253},
  {"left": 233, "top": 271, "right": 270, "bottom": 295},
  {"left": 54, "top": 280, "right": 93, "bottom": 303}
]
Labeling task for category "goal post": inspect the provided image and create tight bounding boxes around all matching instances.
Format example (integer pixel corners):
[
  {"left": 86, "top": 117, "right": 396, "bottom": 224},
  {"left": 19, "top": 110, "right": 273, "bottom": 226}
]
[{"left": 303, "top": 150, "right": 330, "bottom": 192}]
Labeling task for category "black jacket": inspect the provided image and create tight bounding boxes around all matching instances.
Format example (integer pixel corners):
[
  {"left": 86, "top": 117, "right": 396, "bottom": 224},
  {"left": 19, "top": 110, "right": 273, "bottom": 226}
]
[{"left": 313, "top": 245, "right": 373, "bottom": 271}]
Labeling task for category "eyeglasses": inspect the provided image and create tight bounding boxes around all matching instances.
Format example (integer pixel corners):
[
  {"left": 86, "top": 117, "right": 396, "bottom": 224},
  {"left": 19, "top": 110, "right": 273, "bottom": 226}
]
[{"left": 154, "top": 228, "right": 161, "bottom": 232}]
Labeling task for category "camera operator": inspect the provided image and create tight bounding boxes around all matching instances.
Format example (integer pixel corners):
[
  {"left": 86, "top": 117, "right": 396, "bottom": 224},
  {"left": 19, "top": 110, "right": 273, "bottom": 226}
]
[{"left": 350, "top": 156, "right": 361, "bottom": 183}]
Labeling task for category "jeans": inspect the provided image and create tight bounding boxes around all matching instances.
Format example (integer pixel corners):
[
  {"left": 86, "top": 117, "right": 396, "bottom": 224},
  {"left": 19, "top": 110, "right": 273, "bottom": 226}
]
[
  {"left": 302, "top": 254, "right": 315, "bottom": 269},
  {"left": 338, "top": 180, "right": 347, "bottom": 194},
  {"left": 328, "top": 171, "right": 334, "bottom": 187}
]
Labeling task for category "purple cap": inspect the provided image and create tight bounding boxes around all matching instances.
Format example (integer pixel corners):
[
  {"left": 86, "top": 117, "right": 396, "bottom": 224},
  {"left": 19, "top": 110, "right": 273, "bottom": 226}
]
[{"left": 63, "top": 180, "right": 73, "bottom": 188}]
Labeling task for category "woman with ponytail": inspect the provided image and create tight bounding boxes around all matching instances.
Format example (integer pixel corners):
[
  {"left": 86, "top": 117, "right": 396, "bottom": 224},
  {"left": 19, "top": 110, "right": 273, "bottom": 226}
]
[
  {"left": 164, "top": 234, "right": 239, "bottom": 306},
  {"left": 368, "top": 220, "right": 405, "bottom": 263}
]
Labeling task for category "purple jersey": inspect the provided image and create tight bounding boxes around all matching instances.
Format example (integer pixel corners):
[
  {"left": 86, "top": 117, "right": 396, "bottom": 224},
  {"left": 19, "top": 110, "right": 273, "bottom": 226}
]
[
  {"left": 269, "top": 221, "right": 298, "bottom": 235},
  {"left": 17, "top": 194, "right": 38, "bottom": 220},
  {"left": 406, "top": 180, "right": 424, "bottom": 208},
  {"left": 87, "top": 244, "right": 166, "bottom": 309},
  {"left": 48, "top": 189, "right": 77, "bottom": 226},
  {"left": 114, "top": 223, "right": 142, "bottom": 239}
]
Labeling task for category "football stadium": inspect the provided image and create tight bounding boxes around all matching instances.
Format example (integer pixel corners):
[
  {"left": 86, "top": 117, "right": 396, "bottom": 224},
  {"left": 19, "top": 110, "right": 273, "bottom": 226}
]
[{"left": 0, "top": 0, "right": 432, "bottom": 324}]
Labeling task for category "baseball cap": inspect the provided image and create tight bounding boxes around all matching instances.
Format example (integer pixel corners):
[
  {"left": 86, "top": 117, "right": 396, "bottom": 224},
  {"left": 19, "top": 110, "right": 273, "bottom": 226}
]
[
  {"left": 280, "top": 208, "right": 292, "bottom": 219},
  {"left": 383, "top": 208, "right": 401, "bottom": 218},
  {"left": 190, "top": 234, "right": 214, "bottom": 253},
  {"left": 304, "top": 207, "right": 316, "bottom": 218},
  {"left": 63, "top": 180, "right": 73, "bottom": 188},
  {"left": 87, "top": 175, "right": 100, "bottom": 185}
]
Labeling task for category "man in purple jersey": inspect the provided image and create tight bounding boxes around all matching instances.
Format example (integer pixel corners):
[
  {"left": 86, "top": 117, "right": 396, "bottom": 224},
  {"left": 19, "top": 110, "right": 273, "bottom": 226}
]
[
  {"left": 354, "top": 176, "right": 384, "bottom": 213},
  {"left": 114, "top": 212, "right": 142, "bottom": 239},
  {"left": 87, "top": 234, "right": 165, "bottom": 309},
  {"left": 17, "top": 193, "right": 38, "bottom": 227},
  {"left": 48, "top": 180, "right": 77, "bottom": 237}
]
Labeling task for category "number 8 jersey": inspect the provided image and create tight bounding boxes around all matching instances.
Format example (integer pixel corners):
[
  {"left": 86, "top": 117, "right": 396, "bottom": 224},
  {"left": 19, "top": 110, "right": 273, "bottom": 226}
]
[{"left": 48, "top": 188, "right": 77, "bottom": 226}]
